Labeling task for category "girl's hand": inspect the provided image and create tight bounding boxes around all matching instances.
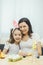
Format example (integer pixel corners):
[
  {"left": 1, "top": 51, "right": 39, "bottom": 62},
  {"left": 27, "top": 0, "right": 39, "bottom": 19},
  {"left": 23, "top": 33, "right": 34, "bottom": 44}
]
[{"left": 0, "top": 49, "right": 1, "bottom": 54}]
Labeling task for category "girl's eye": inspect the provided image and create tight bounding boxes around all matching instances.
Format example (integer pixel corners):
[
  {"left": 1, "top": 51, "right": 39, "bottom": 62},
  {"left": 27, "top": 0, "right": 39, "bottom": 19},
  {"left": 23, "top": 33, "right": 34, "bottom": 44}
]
[
  {"left": 14, "top": 34, "right": 21, "bottom": 36},
  {"left": 15, "top": 34, "right": 17, "bottom": 36},
  {"left": 18, "top": 34, "right": 21, "bottom": 36}
]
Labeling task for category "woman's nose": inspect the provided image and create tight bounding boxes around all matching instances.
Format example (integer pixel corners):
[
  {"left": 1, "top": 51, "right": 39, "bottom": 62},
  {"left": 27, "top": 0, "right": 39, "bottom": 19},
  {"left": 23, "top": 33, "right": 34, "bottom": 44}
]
[{"left": 21, "top": 27, "right": 24, "bottom": 30}]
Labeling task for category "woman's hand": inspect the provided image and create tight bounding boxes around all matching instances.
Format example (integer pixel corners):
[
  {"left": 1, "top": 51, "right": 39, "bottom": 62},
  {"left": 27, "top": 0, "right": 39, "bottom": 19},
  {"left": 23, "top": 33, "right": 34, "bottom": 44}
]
[{"left": 19, "top": 50, "right": 27, "bottom": 56}]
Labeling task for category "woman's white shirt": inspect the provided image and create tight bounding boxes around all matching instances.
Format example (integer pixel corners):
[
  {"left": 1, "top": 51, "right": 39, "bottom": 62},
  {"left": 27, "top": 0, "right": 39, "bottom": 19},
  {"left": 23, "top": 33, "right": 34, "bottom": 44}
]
[
  {"left": 4, "top": 42, "right": 19, "bottom": 54},
  {"left": 20, "top": 38, "right": 33, "bottom": 53},
  {"left": 20, "top": 33, "right": 40, "bottom": 56},
  {"left": 31, "top": 33, "right": 40, "bottom": 43}
]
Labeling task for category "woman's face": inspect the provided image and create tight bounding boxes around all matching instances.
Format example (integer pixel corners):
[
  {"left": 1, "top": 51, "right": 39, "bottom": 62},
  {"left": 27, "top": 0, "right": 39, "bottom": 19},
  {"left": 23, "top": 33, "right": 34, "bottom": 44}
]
[
  {"left": 18, "top": 22, "right": 29, "bottom": 35},
  {"left": 13, "top": 29, "right": 22, "bottom": 43}
]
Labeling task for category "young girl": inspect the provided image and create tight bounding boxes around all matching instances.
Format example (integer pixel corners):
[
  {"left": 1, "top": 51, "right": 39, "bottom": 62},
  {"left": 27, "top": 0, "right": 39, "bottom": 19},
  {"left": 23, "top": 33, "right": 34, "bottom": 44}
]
[{"left": 3, "top": 28, "right": 22, "bottom": 55}]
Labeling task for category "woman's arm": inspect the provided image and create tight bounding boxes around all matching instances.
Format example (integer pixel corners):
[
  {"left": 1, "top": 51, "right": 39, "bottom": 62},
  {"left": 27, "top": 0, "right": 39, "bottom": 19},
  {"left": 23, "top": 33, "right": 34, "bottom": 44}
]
[
  {"left": 19, "top": 50, "right": 28, "bottom": 56},
  {"left": 37, "top": 42, "right": 42, "bottom": 56}
]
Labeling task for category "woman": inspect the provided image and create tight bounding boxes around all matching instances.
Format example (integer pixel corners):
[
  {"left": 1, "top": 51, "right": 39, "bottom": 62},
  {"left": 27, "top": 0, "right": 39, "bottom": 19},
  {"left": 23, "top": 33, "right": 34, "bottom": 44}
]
[{"left": 18, "top": 17, "right": 42, "bottom": 57}]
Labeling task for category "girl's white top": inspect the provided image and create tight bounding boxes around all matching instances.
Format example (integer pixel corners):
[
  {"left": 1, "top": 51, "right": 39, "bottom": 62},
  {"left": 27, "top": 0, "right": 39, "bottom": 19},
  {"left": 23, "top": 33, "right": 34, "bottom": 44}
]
[{"left": 4, "top": 42, "right": 19, "bottom": 54}]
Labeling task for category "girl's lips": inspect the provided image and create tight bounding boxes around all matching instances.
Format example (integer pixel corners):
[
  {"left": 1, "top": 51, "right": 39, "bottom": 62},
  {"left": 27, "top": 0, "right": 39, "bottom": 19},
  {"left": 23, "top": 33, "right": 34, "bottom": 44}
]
[{"left": 16, "top": 38, "right": 20, "bottom": 40}]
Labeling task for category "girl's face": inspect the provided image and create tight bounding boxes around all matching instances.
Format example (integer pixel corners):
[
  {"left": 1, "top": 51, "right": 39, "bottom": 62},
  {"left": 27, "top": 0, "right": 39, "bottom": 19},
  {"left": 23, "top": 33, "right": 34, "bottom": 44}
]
[
  {"left": 19, "top": 22, "right": 29, "bottom": 35},
  {"left": 13, "top": 29, "right": 22, "bottom": 44}
]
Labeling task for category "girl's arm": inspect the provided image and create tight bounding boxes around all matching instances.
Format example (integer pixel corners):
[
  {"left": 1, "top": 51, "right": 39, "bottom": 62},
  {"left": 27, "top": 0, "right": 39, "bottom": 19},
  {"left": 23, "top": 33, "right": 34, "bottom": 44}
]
[
  {"left": 3, "top": 49, "right": 9, "bottom": 54},
  {"left": 3, "top": 42, "right": 9, "bottom": 54}
]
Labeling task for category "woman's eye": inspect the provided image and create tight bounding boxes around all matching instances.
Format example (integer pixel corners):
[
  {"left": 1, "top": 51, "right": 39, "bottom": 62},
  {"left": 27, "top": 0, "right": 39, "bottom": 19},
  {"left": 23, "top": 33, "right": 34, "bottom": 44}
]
[
  {"left": 20, "top": 26, "right": 26, "bottom": 28},
  {"left": 20, "top": 26, "right": 22, "bottom": 28},
  {"left": 23, "top": 26, "right": 26, "bottom": 27}
]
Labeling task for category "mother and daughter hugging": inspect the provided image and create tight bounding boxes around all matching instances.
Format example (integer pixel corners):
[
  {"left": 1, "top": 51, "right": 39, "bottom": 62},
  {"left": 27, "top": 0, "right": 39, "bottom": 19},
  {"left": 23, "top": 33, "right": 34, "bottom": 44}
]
[{"left": 2, "top": 17, "right": 42, "bottom": 58}]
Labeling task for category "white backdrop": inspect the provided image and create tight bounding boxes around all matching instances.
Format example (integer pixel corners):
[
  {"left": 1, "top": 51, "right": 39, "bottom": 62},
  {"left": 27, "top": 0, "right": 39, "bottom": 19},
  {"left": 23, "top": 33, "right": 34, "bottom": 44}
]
[{"left": 0, "top": 0, "right": 43, "bottom": 38}]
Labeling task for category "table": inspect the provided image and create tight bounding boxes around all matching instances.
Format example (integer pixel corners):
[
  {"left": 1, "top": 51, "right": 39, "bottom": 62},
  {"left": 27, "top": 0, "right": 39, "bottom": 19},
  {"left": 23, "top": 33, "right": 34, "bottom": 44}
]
[{"left": 0, "top": 56, "right": 43, "bottom": 65}]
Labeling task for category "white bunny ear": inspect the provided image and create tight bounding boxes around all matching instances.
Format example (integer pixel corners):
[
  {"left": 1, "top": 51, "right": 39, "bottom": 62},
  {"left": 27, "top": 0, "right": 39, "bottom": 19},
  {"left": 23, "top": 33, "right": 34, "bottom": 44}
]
[{"left": 13, "top": 20, "right": 18, "bottom": 28}]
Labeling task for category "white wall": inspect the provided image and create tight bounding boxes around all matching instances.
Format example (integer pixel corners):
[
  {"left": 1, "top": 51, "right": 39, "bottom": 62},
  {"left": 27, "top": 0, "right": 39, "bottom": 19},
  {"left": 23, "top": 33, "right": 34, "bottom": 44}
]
[
  {"left": 0, "top": 0, "right": 43, "bottom": 38},
  {"left": 0, "top": 0, "right": 1, "bottom": 38}
]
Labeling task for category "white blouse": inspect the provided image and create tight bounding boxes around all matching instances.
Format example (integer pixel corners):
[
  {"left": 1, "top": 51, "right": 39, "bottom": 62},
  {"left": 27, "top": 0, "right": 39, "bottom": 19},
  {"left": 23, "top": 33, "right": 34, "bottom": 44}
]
[
  {"left": 4, "top": 42, "right": 19, "bottom": 54},
  {"left": 20, "top": 33, "right": 40, "bottom": 57}
]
